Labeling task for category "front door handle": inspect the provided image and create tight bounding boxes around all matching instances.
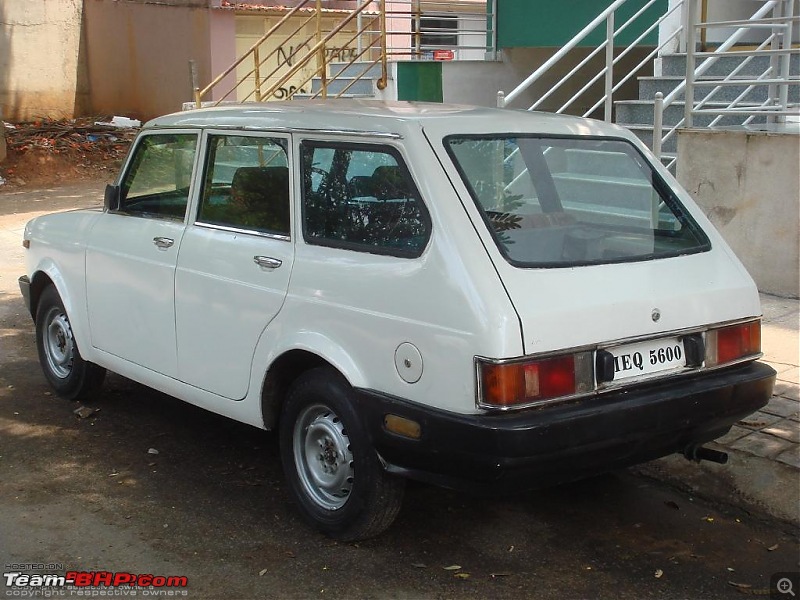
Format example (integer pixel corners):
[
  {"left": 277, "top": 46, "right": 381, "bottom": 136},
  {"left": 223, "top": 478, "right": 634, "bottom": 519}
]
[
  {"left": 153, "top": 237, "right": 174, "bottom": 250},
  {"left": 254, "top": 256, "right": 282, "bottom": 270}
]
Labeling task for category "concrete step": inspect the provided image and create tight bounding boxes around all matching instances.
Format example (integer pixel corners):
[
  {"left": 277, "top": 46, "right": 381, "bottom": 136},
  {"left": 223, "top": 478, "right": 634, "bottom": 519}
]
[
  {"left": 327, "top": 61, "right": 385, "bottom": 79},
  {"left": 561, "top": 148, "right": 647, "bottom": 179},
  {"left": 615, "top": 99, "right": 769, "bottom": 127},
  {"left": 311, "top": 76, "right": 375, "bottom": 95},
  {"left": 638, "top": 75, "right": 800, "bottom": 103},
  {"left": 661, "top": 52, "right": 800, "bottom": 78}
]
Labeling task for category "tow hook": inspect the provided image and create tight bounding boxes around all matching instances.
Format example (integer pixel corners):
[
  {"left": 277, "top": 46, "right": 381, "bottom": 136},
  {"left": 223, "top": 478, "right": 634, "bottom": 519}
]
[{"left": 684, "top": 445, "right": 729, "bottom": 464}]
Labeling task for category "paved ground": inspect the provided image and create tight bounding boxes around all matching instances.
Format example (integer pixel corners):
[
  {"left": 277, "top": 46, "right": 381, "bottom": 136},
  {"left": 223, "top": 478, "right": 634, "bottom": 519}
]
[
  {"left": 638, "top": 294, "right": 800, "bottom": 526},
  {"left": 0, "top": 182, "right": 798, "bottom": 600}
]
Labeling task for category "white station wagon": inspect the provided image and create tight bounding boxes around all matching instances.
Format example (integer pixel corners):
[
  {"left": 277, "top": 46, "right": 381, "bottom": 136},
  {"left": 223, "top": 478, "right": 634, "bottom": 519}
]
[{"left": 19, "top": 101, "right": 775, "bottom": 540}]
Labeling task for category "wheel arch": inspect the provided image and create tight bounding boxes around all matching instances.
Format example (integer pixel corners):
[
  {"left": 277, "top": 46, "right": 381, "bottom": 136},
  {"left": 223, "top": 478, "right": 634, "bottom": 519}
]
[
  {"left": 29, "top": 270, "right": 57, "bottom": 319},
  {"left": 254, "top": 329, "right": 369, "bottom": 430},
  {"left": 260, "top": 350, "right": 336, "bottom": 430},
  {"left": 28, "top": 264, "right": 93, "bottom": 362}
]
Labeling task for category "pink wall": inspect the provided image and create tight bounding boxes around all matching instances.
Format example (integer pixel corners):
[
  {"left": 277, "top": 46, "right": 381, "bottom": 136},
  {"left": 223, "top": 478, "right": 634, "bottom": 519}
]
[
  {"left": 84, "top": 1, "right": 213, "bottom": 120},
  {"left": 209, "top": 11, "right": 238, "bottom": 102}
]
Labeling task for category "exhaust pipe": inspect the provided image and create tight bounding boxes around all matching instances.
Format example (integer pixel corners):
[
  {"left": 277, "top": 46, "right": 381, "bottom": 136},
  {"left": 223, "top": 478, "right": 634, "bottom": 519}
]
[{"left": 684, "top": 445, "right": 729, "bottom": 464}]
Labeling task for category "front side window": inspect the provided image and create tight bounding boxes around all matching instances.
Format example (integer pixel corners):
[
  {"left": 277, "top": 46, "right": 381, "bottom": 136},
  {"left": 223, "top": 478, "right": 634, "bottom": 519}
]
[
  {"left": 197, "top": 135, "right": 290, "bottom": 236},
  {"left": 301, "top": 142, "right": 430, "bottom": 257},
  {"left": 445, "top": 135, "right": 710, "bottom": 267},
  {"left": 120, "top": 133, "right": 198, "bottom": 220}
]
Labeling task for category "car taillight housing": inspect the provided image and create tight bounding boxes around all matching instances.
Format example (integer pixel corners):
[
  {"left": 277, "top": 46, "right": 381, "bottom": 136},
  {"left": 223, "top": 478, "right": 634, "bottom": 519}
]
[
  {"left": 478, "top": 352, "right": 593, "bottom": 409},
  {"left": 705, "top": 319, "right": 761, "bottom": 368},
  {"left": 477, "top": 318, "right": 762, "bottom": 411}
]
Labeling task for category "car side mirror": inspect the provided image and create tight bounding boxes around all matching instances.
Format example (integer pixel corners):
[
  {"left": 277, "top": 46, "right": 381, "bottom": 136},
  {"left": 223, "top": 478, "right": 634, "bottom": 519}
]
[{"left": 104, "top": 184, "right": 121, "bottom": 212}]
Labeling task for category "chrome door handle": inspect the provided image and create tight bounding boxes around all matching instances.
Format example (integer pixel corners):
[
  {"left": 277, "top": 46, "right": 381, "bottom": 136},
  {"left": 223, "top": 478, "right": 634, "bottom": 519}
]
[
  {"left": 153, "top": 237, "right": 174, "bottom": 250},
  {"left": 254, "top": 256, "right": 282, "bottom": 270}
]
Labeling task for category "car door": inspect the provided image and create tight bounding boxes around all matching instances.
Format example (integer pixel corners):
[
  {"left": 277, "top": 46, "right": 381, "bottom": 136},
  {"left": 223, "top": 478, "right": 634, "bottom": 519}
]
[
  {"left": 174, "top": 132, "right": 294, "bottom": 400},
  {"left": 85, "top": 131, "right": 200, "bottom": 377}
]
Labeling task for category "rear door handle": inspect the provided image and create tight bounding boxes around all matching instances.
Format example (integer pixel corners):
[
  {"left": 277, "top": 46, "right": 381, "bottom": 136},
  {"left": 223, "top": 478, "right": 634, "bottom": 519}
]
[
  {"left": 153, "top": 237, "right": 174, "bottom": 250},
  {"left": 254, "top": 256, "right": 282, "bottom": 270}
]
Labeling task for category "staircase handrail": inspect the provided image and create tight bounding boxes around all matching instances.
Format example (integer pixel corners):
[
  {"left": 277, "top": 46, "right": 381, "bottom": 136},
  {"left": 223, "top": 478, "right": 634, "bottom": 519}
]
[
  {"left": 195, "top": 0, "right": 388, "bottom": 106},
  {"left": 499, "top": 0, "right": 630, "bottom": 108},
  {"left": 195, "top": 0, "right": 314, "bottom": 107},
  {"left": 653, "top": 0, "right": 797, "bottom": 165},
  {"left": 256, "top": 1, "right": 384, "bottom": 103}
]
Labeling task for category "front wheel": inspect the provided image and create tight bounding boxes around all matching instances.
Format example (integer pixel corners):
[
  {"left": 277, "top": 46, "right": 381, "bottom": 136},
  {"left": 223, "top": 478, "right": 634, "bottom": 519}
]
[
  {"left": 279, "top": 368, "right": 405, "bottom": 541},
  {"left": 35, "top": 285, "right": 106, "bottom": 400}
]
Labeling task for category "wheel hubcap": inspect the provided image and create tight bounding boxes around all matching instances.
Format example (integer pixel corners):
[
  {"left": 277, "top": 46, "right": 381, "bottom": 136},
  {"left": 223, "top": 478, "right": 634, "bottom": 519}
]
[
  {"left": 293, "top": 404, "right": 354, "bottom": 511},
  {"left": 44, "top": 311, "right": 74, "bottom": 379}
]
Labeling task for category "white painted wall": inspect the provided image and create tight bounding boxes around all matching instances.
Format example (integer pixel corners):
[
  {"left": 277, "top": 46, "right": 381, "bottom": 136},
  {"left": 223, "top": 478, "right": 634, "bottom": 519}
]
[
  {"left": 0, "top": 0, "right": 86, "bottom": 120},
  {"left": 659, "top": 0, "right": 800, "bottom": 54},
  {"left": 442, "top": 47, "right": 653, "bottom": 114},
  {"left": 677, "top": 128, "right": 800, "bottom": 298}
]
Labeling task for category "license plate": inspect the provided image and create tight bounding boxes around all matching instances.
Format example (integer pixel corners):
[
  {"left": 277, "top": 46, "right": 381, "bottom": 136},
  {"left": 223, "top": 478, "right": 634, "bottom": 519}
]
[{"left": 606, "top": 337, "right": 685, "bottom": 382}]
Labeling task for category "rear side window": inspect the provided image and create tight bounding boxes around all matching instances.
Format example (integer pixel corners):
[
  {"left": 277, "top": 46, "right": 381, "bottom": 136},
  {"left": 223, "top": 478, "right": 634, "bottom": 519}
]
[
  {"left": 197, "top": 135, "right": 290, "bottom": 237},
  {"left": 445, "top": 135, "right": 710, "bottom": 267},
  {"left": 300, "top": 142, "right": 430, "bottom": 257},
  {"left": 120, "top": 133, "right": 198, "bottom": 220}
]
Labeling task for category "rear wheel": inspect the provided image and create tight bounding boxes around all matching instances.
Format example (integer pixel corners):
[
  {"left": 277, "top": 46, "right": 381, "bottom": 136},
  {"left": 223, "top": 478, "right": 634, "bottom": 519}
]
[
  {"left": 279, "top": 368, "right": 405, "bottom": 541},
  {"left": 35, "top": 285, "right": 105, "bottom": 400}
]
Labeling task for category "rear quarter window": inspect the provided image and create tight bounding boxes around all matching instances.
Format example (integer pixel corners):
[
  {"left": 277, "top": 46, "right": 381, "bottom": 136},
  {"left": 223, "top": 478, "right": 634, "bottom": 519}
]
[{"left": 300, "top": 141, "right": 431, "bottom": 258}]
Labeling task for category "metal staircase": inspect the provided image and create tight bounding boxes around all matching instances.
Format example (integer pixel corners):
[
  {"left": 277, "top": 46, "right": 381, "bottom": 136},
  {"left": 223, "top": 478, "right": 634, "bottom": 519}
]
[
  {"left": 193, "top": 0, "right": 496, "bottom": 106},
  {"left": 497, "top": 0, "right": 798, "bottom": 170},
  {"left": 193, "top": 0, "right": 389, "bottom": 107}
]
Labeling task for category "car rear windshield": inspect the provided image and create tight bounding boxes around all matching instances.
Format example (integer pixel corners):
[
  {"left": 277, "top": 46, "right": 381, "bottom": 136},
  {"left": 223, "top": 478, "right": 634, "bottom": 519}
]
[{"left": 445, "top": 135, "right": 710, "bottom": 267}]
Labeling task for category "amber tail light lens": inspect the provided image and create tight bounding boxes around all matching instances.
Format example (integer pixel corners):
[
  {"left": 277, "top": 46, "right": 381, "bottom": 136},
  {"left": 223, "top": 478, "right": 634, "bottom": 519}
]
[
  {"left": 479, "top": 352, "right": 593, "bottom": 409},
  {"left": 705, "top": 320, "right": 761, "bottom": 368}
]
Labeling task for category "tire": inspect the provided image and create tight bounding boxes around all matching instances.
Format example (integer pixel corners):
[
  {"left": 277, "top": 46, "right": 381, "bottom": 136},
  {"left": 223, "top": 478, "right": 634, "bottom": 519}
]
[
  {"left": 279, "top": 368, "right": 405, "bottom": 541},
  {"left": 35, "top": 285, "right": 106, "bottom": 400}
]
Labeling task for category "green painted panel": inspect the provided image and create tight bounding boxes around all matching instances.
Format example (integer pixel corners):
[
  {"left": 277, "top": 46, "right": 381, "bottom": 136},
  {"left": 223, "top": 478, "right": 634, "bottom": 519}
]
[
  {"left": 397, "top": 62, "right": 443, "bottom": 103},
  {"left": 497, "top": 0, "right": 667, "bottom": 49}
]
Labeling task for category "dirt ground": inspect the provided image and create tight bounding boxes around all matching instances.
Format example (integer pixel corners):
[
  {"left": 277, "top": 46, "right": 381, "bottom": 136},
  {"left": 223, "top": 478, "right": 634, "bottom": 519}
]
[
  {"left": 0, "top": 160, "right": 798, "bottom": 599},
  {"left": 1, "top": 119, "right": 131, "bottom": 189}
]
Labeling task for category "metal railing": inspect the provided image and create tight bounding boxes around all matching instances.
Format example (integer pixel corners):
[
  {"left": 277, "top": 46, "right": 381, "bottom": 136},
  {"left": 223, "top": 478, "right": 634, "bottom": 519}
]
[
  {"left": 496, "top": 0, "right": 683, "bottom": 119},
  {"left": 194, "top": 0, "right": 388, "bottom": 106},
  {"left": 653, "top": 0, "right": 798, "bottom": 168},
  {"left": 194, "top": 0, "right": 496, "bottom": 106},
  {"left": 384, "top": 0, "right": 496, "bottom": 61}
]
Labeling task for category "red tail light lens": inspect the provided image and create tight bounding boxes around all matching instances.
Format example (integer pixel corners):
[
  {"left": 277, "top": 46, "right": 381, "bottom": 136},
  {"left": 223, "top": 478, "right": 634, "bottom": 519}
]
[
  {"left": 479, "top": 352, "right": 592, "bottom": 409},
  {"left": 706, "top": 320, "right": 761, "bottom": 367}
]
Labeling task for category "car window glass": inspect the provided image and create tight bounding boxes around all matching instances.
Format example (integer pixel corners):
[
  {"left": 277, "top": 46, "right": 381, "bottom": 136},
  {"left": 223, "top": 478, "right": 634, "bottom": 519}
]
[
  {"left": 197, "top": 135, "right": 290, "bottom": 236},
  {"left": 301, "top": 142, "right": 430, "bottom": 258},
  {"left": 446, "top": 135, "right": 709, "bottom": 267},
  {"left": 120, "top": 134, "right": 198, "bottom": 220}
]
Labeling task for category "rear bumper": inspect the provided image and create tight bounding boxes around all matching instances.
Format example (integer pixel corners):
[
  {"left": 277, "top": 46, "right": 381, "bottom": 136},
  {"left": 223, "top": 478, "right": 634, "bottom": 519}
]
[{"left": 353, "top": 361, "right": 775, "bottom": 493}]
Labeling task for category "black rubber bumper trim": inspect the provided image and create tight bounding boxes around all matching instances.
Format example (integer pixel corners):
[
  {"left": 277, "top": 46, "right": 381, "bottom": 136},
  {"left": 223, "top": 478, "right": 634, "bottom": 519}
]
[
  {"left": 18, "top": 275, "right": 32, "bottom": 317},
  {"left": 352, "top": 362, "right": 776, "bottom": 493}
]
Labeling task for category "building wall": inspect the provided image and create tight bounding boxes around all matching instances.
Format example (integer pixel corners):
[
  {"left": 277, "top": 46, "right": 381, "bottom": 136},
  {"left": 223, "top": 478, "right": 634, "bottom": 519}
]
[
  {"left": 209, "top": 10, "right": 237, "bottom": 102},
  {"left": 0, "top": 0, "right": 87, "bottom": 121},
  {"left": 677, "top": 129, "right": 800, "bottom": 299},
  {"left": 442, "top": 46, "right": 654, "bottom": 115},
  {"left": 84, "top": 0, "right": 213, "bottom": 120}
]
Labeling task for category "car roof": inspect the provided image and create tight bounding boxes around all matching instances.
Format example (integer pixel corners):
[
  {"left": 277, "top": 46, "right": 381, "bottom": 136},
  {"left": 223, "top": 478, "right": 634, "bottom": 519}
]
[{"left": 145, "top": 100, "right": 636, "bottom": 140}]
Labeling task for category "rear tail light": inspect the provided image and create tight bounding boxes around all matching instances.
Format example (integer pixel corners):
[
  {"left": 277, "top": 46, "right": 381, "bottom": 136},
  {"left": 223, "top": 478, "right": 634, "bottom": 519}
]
[
  {"left": 478, "top": 352, "right": 593, "bottom": 409},
  {"left": 705, "top": 319, "right": 761, "bottom": 368},
  {"left": 478, "top": 319, "right": 762, "bottom": 411}
]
